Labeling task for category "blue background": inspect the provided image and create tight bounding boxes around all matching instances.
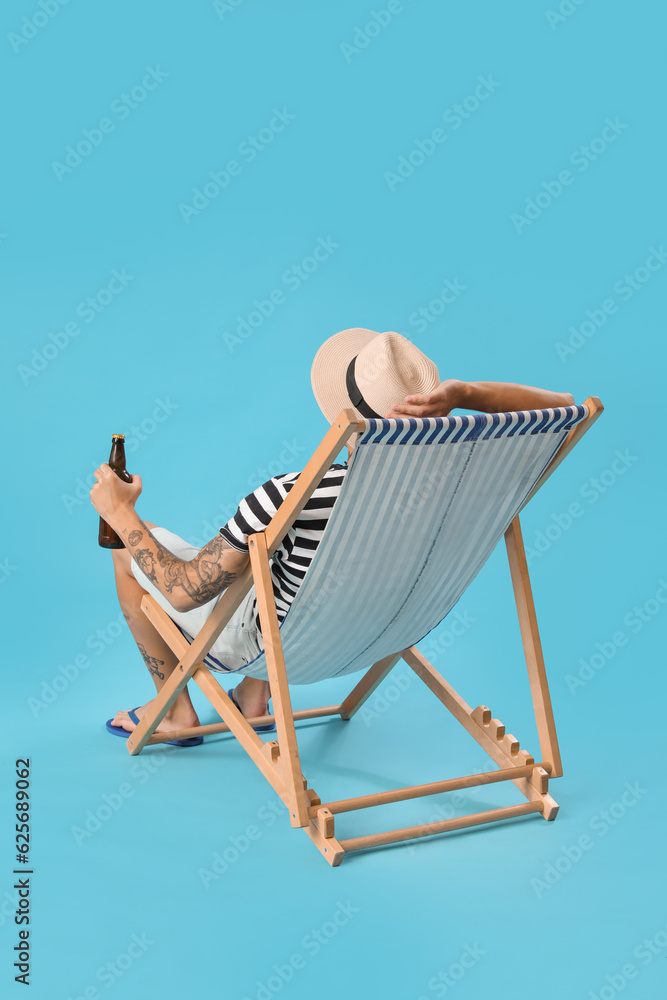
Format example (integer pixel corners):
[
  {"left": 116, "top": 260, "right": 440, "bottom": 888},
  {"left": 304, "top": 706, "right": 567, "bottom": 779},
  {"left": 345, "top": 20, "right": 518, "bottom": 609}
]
[{"left": 2, "top": 1, "right": 666, "bottom": 998}]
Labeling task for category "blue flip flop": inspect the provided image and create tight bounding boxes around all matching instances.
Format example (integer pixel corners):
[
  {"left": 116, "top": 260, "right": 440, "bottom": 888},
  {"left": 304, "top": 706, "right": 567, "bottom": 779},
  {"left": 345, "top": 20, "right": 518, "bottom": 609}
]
[
  {"left": 227, "top": 689, "right": 276, "bottom": 733},
  {"left": 105, "top": 707, "right": 204, "bottom": 747}
]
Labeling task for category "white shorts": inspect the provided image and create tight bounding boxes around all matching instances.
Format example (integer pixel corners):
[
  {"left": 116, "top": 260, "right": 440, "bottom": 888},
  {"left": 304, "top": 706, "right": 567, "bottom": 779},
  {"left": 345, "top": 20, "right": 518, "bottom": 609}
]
[{"left": 130, "top": 526, "right": 263, "bottom": 674}]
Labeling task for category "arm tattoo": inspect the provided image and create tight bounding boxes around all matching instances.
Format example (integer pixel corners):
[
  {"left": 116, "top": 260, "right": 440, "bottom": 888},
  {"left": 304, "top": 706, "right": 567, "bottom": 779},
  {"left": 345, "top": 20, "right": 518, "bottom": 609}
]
[
  {"left": 134, "top": 548, "right": 158, "bottom": 585},
  {"left": 137, "top": 643, "right": 165, "bottom": 680},
  {"left": 156, "top": 533, "right": 238, "bottom": 605},
  {"left": 131, "top": 526, "right": 238, "bottom": 606}
]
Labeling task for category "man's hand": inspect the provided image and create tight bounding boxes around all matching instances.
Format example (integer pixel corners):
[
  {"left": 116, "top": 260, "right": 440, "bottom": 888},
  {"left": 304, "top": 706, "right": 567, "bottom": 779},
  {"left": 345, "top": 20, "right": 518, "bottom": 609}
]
[
  {"left": 389, "top": 379, "right": 464, "bottom": 418},
  {"left": 90, "top": 463, "right": 142, "bottom": 527},
  {"left": 90, "top": 467, "right": 245, "bottom": 611}
]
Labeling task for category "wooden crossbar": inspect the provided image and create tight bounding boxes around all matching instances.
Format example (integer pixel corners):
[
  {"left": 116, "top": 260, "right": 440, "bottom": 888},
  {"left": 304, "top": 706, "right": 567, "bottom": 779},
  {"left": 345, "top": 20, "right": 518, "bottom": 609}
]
[
  {"left": 314, "top": 762, "right": 553, "bottom": 817},
  {"left": 142, "top": 704, "right": 343, "bottom": 744},
  {"left": 339, "top": 802, "right": 544, "bottom": 854}
]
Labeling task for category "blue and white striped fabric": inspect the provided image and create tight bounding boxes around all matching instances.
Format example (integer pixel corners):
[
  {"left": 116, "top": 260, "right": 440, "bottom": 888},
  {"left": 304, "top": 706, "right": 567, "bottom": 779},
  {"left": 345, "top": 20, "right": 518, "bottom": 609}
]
[{"left": 238, "top": 406, "right": 588, "bottom": 683}]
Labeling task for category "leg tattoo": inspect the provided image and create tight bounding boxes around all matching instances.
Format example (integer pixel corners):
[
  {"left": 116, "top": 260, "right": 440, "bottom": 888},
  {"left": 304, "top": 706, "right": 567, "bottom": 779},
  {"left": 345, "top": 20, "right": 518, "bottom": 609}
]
[{"left": 138, "top": 642, "right": 166, "bottom": 680}]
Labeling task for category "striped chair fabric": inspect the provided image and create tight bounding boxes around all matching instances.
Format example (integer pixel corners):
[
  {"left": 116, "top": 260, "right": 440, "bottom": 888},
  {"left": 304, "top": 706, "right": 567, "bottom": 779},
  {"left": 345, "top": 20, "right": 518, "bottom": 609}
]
[{"left": 226, "top": 405, "right": 589, "bottom": 683}]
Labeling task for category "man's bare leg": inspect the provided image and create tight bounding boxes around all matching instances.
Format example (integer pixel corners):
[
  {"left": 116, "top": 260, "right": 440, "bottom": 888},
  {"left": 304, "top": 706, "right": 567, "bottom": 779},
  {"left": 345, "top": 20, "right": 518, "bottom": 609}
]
[
  {"left": 231, "top": 677, "right": 271, "bottom": 719},
  {"left": 109, "top": 536, "right": 200, "bottom": 735}
]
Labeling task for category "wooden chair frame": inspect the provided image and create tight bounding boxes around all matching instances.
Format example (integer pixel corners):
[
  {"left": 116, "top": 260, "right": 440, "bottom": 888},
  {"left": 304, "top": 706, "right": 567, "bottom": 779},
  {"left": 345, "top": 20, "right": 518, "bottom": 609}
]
[{"left": 126, "top": 399, "right": 604, "bottom": 865}]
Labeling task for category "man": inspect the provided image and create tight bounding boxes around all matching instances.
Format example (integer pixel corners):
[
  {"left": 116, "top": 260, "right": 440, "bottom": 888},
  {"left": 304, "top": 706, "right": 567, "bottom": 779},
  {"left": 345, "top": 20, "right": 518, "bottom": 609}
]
[{"left": 91, "top": 328, "right": 573, "bottom": 744}]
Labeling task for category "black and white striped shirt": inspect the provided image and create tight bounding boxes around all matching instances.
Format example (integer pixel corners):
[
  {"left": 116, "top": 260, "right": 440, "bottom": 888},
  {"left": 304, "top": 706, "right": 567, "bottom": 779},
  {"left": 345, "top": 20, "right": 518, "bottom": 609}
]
[{"left": 220, "top": 463, "right": 347, "bottom": 633}]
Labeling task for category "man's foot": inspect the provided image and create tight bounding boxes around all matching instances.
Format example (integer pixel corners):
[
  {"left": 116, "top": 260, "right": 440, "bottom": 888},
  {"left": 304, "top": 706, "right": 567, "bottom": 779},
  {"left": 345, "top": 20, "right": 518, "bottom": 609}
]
[
  {"left": 230, "top": 677, "right": 271, "bottom": 719},
  {"left": 109, "top": 698, "right": 200, "bottom": 735}
]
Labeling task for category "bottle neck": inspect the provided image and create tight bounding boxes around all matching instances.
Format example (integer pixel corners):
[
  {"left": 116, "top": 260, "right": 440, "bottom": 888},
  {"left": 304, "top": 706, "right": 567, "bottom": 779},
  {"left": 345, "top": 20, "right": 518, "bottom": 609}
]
[{"left": 109, "top": 439, "right": 126, "bottom": 470}]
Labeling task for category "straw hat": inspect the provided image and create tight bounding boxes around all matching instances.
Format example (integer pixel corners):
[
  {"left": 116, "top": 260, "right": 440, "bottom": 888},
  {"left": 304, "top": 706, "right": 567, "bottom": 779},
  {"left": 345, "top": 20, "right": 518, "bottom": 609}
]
[{"left": 311, "top": 328, "right": 441, "bottom": 423}]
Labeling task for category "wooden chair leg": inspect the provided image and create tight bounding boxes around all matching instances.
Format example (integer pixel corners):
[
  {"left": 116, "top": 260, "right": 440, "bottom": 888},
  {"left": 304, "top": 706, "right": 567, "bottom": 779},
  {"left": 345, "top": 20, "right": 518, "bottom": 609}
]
[
  {"left": 519, "top": 396, "right": 604, "bottom": 512},
  {"left": 127, "top": 565, "right": 254, "bottom": 755},
  {"left": 402, "top": 646, "right": 558, "bottom": 819},
  {"left": 304, "top": 813, "right": 345, "bottom": 867},
  {"left": 339, "top": 652, "right": 403, "bottom": 720},
  {"left": 504, "top": 516, "right": 562, "bottom": 777},
  {"left": 248, "top": 532, "right": 311, "bottom": 828}
]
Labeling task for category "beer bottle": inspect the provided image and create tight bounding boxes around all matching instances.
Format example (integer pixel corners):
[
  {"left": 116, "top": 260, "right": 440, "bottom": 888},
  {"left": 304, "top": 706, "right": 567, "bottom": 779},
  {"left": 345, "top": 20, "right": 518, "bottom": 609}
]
[{"left": 98, "top": 434, "right": 132, "bottom": 549}]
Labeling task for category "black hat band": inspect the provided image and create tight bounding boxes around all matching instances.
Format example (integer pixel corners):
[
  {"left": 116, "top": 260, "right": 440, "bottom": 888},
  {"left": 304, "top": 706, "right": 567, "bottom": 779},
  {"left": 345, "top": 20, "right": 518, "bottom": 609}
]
[{"left": 345, "top": 356, "right": 382, "bottom": 419}]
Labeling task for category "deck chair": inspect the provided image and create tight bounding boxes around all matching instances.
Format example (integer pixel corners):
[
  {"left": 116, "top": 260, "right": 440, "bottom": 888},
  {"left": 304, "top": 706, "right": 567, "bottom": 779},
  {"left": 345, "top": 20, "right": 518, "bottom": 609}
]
[{"left": 126, "top": 398, "right": 603, "bottom": 865}]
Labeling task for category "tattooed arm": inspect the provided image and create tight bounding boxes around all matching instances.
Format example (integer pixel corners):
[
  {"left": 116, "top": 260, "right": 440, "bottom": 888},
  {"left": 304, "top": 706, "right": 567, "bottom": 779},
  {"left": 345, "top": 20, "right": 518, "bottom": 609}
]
[
  {"left": 90, "top": 464, "right": 248, "bottom": 612},
  {"left": 123, "top": 519, "right": 247, "bottom": 612}
]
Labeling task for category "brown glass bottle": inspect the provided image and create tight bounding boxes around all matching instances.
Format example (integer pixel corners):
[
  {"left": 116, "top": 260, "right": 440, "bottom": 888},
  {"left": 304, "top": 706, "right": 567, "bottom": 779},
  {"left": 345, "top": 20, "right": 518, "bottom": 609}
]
[{"left": 98, "top": 435, "right": 132, "bottom": 549}]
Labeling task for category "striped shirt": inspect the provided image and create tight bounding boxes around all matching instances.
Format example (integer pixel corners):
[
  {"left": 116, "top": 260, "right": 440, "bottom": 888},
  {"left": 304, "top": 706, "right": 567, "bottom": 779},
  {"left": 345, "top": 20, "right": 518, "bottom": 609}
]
[{"left": 220, "top": 463, "right": 348, "bottom": 633}]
